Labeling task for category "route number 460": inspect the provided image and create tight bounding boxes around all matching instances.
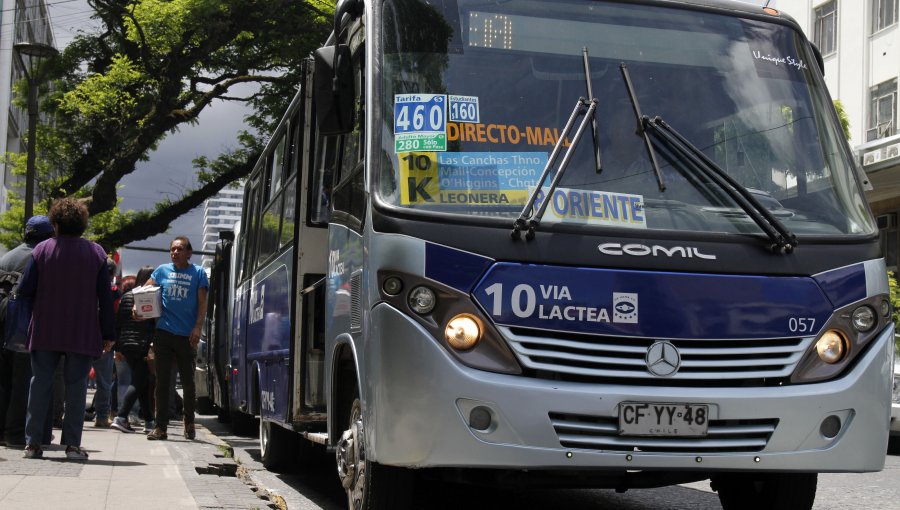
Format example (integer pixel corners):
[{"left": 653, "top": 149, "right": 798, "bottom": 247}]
[
  {"left": 396, "top": 104, "right": 444, "bottom": 132},
  {"left": 788, "top": 317, "right": 816, "bottom": 333}
]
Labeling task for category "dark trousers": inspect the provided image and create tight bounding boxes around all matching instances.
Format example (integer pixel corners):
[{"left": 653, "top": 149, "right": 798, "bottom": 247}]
[
  {"left": 0, "top": 348, "right": 31, "bottom": 443},
  {"left": 152, "top": 329, "right": 195, "bottom": 429},
  {"left": 116, "top": 350, "right": 154, "bottom": 421}
]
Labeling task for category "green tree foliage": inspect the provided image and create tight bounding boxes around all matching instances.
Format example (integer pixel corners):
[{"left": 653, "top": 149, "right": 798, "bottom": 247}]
[
  {"left": 833, "top": 99, "right": 851, "bottom": 141},
  {"left": 889, "top": 273, "right": 900, "bottom": 351},
  {"left": 2, "top": 0, "right": 332, "bottom": 249}
]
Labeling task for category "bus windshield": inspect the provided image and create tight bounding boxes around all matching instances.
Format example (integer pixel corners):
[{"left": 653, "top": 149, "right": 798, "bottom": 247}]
[{"left": 377, "top": 0, "right": 875, "bottom": 237}]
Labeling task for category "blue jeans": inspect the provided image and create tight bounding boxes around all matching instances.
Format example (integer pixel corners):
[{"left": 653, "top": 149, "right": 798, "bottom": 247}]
[
  {"left": 26, "top": 350, "right": 92, "bottom": 447},
  {"left": 91, "top": 350, "right": 114, "bottom": 419},
  {"left": 115, "top": 356, "right": 131, "bottom": 411}
]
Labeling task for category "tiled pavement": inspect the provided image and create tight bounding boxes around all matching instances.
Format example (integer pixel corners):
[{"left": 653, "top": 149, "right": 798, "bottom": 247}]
[{"left": 0, "top": 410, "right": 276, "bottom": 509}]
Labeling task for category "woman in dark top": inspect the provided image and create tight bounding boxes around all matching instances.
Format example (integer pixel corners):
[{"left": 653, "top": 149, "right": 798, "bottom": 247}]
[
  {"left": 110, "top": 266, "right": 157, "bottom": 433},
  {"left": 19, "top": 198, "right": 115, "bottom": 460}
]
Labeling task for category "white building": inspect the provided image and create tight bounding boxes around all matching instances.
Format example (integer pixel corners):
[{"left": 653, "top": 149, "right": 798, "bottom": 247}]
[
  {"left": 773, "top": 0, "right": 900, "bottom": 268},
  {"left": 200, "top": 184, "right": 244, "bottom": 269},
  {"left": 0, "top": 0, "right": 57, "bottom": 216}
]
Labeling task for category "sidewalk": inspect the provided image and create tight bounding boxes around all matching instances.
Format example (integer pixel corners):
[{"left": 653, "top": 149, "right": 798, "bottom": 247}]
[{"left": 0, "top": 405, "right": 270, "bottom": 509}]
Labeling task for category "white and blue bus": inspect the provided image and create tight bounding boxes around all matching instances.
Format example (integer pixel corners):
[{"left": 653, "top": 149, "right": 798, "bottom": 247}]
[{"left": 203, "top": 1, "right": 893, "bottom": 508}]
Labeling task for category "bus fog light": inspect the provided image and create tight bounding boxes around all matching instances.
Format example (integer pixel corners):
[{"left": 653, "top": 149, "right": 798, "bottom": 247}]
[
  {"left": 820, "top": 415, "right": 841, "bottom": 439},
  {"left": 408, "top": 286, "right": 436, "bottom": 314},
  {"left": 881, "top": 299, "right": 891, "bottom": 318},
  {"left": 815, "top": 330, "right": 847, "bottom": 364},
  {"left": 382, "top": 276, "right": 403, "bottom": 296},
  {"left": 445, "top": 314, "right": 482, "bottom": 350},
  {"left": 851, "top": 305, "right": 876, "bottom": 332},
  {"left": 468, "top": 406, "right": 492, "bottom": 431}
]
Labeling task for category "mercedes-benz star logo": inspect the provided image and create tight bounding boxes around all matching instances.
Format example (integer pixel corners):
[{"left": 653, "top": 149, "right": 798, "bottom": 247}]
[{"left": 645, "top": 341, "right": 681, "bottom": 377}]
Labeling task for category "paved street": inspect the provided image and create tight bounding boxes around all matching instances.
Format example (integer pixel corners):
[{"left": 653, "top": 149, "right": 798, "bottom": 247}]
[
  {"left": 206, "top": 413, "right": 900, "bottom": 510},
  {"left": 2, "top": 405, "right": 899, "bottom": 509}
]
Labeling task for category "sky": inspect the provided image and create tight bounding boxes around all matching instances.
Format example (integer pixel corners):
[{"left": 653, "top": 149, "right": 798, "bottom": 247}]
[{"left": 46, "top": 0, "right": 251, "bottom": 275}]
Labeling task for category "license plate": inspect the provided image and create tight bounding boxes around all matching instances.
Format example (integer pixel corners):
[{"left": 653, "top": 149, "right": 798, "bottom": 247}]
[{"left": 618, "top": 402, "right": 709, "bottom": 437}]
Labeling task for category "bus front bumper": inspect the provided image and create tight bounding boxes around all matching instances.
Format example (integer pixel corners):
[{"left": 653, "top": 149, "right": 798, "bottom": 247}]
[{"left": 364, "top": 304, "right": 891, "bottom": 473}]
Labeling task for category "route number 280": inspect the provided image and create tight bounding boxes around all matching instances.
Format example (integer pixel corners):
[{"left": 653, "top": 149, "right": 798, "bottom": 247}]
[{"left": 788, "top": 317, "right": 816, "bottom": 333}]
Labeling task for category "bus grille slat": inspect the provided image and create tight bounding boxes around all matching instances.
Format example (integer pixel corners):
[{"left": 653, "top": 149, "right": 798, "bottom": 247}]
[
  {"left": 502, "top": 327, "right": 813, "bottom": 385},
  {"left": 549, "top": 412, "right": 778, "bottom": 453}
]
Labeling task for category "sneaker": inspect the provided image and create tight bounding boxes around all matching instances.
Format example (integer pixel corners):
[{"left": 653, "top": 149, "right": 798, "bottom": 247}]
[
  {"left": 65, "top": 445, "right": 89, "bottom": 461},
  {"left": 94, "top": 417, "right": 111, "bottom": 428},
  {"left": 146, "top": 428, "right": 168, "bottom": 441},
  {"left": 142, "top": 420, "right": 156, "bottom": 433},
  {"left": 23, "top": 444, "right": 42, "bottom": 459},
  {"left": 110, "top": 417, "right": 135, "bottom": 433},
  {"left": 184, "top": 422, "right": 196, "bottom": 440},
  {"left": 129, "top": 414, "right": 142, "bottom": 426}
]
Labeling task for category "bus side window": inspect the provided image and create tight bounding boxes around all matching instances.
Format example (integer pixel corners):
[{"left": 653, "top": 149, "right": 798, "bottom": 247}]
[
  {"left": 268, "top": 133, "right": 287, "bottom": 202},
  {"left": 281, "top": 176, "right": 297, "bottom": 247},
  {"left": 240, "top": 175, "right": 263, "bottom": 280},
  {"left": 256, "top": 194, "right": 283, "bottom": 264},
  {"left": 310, "top": 135, "right": 337, "bottom": 225}
]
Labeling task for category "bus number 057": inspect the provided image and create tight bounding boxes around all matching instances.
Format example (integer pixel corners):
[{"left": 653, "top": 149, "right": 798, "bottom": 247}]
[{"left": 788, "top": 317, "right": 816, "bottom": 333}]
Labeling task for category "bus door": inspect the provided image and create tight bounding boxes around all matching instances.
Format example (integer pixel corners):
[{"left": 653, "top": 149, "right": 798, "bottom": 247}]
[{"left": 291, "top": 60, "right": 329, "bottom": 424}]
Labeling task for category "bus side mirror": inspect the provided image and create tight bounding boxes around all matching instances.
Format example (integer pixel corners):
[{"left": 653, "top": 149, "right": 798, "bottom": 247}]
[{"left": 313, "top": 44, "right": 355, "bottom": 135}]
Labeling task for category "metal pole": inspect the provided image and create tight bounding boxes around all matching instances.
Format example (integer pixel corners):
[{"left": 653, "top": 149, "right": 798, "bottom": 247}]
[{"left": 24, "top": 76, "right": 38, "bottom": 226}]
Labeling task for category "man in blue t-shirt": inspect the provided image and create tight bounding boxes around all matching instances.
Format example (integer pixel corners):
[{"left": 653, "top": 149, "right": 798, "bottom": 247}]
[{"left": 143, "top": 236, "right": 208, "bottom": 441}]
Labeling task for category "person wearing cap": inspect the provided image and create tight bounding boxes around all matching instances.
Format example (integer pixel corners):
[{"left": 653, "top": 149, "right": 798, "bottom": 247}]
[
  {"left": 17, "top": 198, "right": 115, "bottom": 460},
  {"left": 0, "top": 216, "right": 56, "bottom": 446}
]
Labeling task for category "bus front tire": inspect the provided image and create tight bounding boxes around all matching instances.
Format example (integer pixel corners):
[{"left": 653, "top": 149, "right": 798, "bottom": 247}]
[
  {"left": 713, "top": 472, "right": 817, "bottom": 510},
  {"left": 337, "top": 397, "right": 413, "bottom": 510}
]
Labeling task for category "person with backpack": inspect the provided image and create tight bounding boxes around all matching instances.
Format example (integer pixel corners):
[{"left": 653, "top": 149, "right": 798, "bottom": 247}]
[
  {"left": 110, "top": 266, "right": 157, "bottom": 433},
  {"left": 0, "top": 216, "right": 54, "bottom": 446}
]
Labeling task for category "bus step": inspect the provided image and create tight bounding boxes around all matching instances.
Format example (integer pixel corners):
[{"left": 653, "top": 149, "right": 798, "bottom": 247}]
[{"left": 304, "top": 432, "right": 329, "bottom": 445}]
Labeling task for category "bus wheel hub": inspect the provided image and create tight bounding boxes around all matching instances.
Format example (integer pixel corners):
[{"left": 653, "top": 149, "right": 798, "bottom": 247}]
[{"left": 337, "top": 421, "right": 362, "bottom": 490}]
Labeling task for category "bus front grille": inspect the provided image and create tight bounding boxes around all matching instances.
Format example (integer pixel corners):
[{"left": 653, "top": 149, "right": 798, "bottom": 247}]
[
  {"left": 501, "top": 327, "right": 813, "bottom": 385},
  {"left": 549, "top": 412, "right": 778, "bottom": 453}
]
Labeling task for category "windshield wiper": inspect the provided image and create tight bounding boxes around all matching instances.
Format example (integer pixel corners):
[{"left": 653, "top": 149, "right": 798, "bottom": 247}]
[
  {"left": 620, "top": 63, "right": 666, "bottom": 192},
  {"left": 644, "top": 116, "right": 798, "bottom": 253},
  {"left": 583, "top": 47, "right": 603, "bottom": 174},
  {"left": 511, "top": 96, "right": 598, "bottom": 241},
  {"left": 619, "top": 63, "right": 796, "bottom": 254}
]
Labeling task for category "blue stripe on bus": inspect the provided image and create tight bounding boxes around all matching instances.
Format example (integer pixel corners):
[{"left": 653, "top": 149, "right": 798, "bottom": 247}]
[
  {"left": 812, "top": 263, "right": 867, "bottom": 309},
  {"left": 425, "top": 242, "right": 494, "bottom": 292},
  {"left": 472, "top": 263, "right": 836, "bottom": 339}
]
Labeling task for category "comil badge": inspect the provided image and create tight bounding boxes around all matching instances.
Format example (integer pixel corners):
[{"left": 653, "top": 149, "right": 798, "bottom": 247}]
[{"left": 612, "top": 293, "right": 638, "bottom": 323}]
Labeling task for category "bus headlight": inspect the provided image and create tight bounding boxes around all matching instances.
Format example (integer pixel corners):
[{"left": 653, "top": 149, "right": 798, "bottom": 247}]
[
  {"left": 445, "top": 314, "right": 482, "bottom": 350},
  {"left": 408, "top": 286, "right": 436, "bottom": 314},
  {"left": 851, "top": 305, "right": 876, "bottom": 332},
  {"left": 815, "top": 330, "right": 847, "bottom": 364}
]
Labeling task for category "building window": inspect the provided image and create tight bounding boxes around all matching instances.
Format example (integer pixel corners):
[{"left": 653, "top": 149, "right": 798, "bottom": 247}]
[
  {"left": 873, "top": 0, "right": 898, "bottom": 33},
  {"left": 868, "top": 79, "right": 897, "bottom": 142},
  {"left": 814, "top": 1, "right": 837, "bottom": 55}
]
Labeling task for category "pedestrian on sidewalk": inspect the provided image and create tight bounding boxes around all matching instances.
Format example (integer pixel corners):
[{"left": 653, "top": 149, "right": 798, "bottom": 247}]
[
  {"left": 143, "top": 236, "right": 208, "bottom": 441},
  {"left": 18, "top": 198, "right": 116, "bottom": 460},
  {"left": 88, "top": 258, "right": 120, "bottom": 428},
  {"left": 111, "top": 266, "right": 157, "bottom": 434},
  {"left": 0, "top": 216, "right": 55, "bottom": 446}
]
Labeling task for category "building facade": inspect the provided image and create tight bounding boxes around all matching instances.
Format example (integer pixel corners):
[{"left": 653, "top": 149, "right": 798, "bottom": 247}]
[
  {"left": 773, "top": 0, "right": 900, "bottom": 268},
  {"left": 200, "top": 183, "right": 244, "bottom": 269},
  {"left": 0, "top": 0, "right": 57, "bottom": 217}
]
